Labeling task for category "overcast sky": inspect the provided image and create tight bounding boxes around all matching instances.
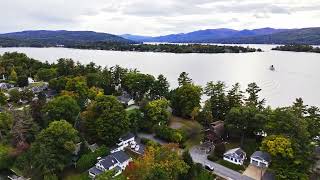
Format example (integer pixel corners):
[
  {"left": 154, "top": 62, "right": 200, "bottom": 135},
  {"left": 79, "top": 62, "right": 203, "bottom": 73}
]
[{"left": 1, "top": 0, "right": 320, "bottom": 36}]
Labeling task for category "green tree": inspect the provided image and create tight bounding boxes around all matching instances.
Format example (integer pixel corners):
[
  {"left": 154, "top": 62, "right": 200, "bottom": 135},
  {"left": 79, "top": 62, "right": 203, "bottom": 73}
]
[
  {"left": 245, "top": 83, "right": 265, "bottom": 109},
  {"left": 227, "top": 83, "right": 243, "bottom": 109},
  {"left": 122, "top": 72, "right": 155, "bottom": 101},
  {"left": 65, "top": 76, "right": 89, "bottom": 107},
  {"left": 9, "top": 69, "right": 17, "bottom": 82},
  {"left": 196, "top": 100, "right": 214, "bottom": 127},
  {"left": 225, "top": 106, "right": 265, "bottom": 147},
  {"left": 56, "top": 58, "right": 75, "bottom": 76},
  {"left": 205, "top": 81, "right": 228, "bottom": 120},
  {"left": 43, "top": 95, "right": 80, "bottom": 125},
  {"left": 150, "top": 74, "right": 169, "bottom": 100},
  {"left": 17, "top": 75, "right": 29, "bottom": 87},
  {"left": 171, "top": 83, "right": 202, "bottom": 118},
  {"left": 49, "top": 77, "right": 67, "bottom": 92},
  {"left": 82, "top": 95, "right": 129, "bottom": 145},
  {"left": 261, "top": 135, "right": 294, "bottom": 158},
  {"left": 127, "top": 109, "right": 144, "bottom": 133},
  {"left": 178, "top": 72, "right": 192, "bottom": 86},
  {"left": 9, "top": 88, "right": 21, "bottom": 103},
  {"left": 143, "top": 98, "right": 170, "bottom": 129},
  {"left": 306, "top": 106, "right": 320, "bottom": 141},
  {"left": 30, "top": 120, "right": 79, "bottom": 176},
  {"left": 36, "top": 68, "right": 57, "bottom": 82}
]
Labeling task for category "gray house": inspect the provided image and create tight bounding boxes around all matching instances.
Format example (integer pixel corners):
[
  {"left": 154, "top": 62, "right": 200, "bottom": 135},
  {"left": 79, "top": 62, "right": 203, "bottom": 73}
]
[
  {"left": 223, "top": 148, "right": 246, "bottom": 165},
  {"left": 250, "top": 151, "right": 271, "bottom": 168},
  {"left": 88, "top": 150, "right": 132, "bottom": 178}
]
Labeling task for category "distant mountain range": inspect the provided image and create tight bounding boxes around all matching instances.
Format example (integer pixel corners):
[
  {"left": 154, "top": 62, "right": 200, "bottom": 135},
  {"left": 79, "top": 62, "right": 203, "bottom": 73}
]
[
  {"left": 0, "top": 28, "right": 320, "bottom": 47},
  {"left": 0, "top": 30, "right": 133, "bottom": 47},
  {"left": 121, "top": 27, "right": 320, "bottom": 45}
]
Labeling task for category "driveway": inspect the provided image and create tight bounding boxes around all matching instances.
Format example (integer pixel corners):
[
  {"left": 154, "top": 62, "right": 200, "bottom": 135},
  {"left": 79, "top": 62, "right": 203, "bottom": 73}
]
[
  {"left": 243, "top": 165, "right": 266, "bottom": 180},
  {"left": 189, "top": 146, "right": 254, "bottom": 180},
  {"left": 137, "top": 133, "right": 167, "bottom": 145}
]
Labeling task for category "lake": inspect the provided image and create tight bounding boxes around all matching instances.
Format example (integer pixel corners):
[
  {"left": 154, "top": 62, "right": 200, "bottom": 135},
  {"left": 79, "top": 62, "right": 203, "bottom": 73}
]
[{"left": 0, "top": 45, "right": 319, "bottom": 107}]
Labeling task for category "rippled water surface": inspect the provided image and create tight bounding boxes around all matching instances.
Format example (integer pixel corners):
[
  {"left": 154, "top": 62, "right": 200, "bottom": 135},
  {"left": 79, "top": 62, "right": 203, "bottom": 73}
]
[{"left": 0, "top": 45, "right": 319, "bottom": 107}]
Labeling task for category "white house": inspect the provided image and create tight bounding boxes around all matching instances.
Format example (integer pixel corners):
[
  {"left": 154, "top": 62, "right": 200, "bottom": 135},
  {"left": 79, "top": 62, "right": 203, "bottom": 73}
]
[
  {"left": 250, "top": 151, "right": 271, "bottom": 168},
  {"left": 111, "top": 133, "right": 136, "bottom": 153},
  {"left": 88, "top": 150, "right": 132, "bottom": 178},
  {"left": 28, "top": 77, "right": 35, "bottom": 84},
  {"left": 223, "top": 148, "right": 246, "bottom": 165}
]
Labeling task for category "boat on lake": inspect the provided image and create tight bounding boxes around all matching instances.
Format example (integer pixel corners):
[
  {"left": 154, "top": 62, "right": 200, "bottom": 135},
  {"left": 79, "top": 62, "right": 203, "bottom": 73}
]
[{"left": 270, "top": 65, "right": 275, "bottom": 71}]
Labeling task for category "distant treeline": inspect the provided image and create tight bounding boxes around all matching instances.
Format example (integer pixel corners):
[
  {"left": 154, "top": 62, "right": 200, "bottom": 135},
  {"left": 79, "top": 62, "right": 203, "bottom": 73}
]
[
  {"left": 272, "top": 44, "right": 320, "bottom": 53},
  {"left": 70, "top": 42, "right": 261, "bottom": 53},
  {"left": 0, "top": 38, "right": 261, "bottom": 53}
]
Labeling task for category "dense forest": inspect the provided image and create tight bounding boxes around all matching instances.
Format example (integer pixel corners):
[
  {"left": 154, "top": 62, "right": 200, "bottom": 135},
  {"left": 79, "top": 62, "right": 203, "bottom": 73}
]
[
  {"left": 0, "top": 52, "right": 318, "bottom": 180},
  {"left": 272, "top": 44, "right": 320, "bottom": 53},
  {"left": 71, "top": 43, "right": 261, "bottom": 53}
]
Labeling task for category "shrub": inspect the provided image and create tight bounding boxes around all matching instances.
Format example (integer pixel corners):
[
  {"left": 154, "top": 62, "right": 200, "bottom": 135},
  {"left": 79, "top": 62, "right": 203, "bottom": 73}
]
[
  {"left": 154, "top": 125, "right": 185, "bottom": 143},
  {"left": 76, "top": 145, "right": 109, "bottom": 171}
]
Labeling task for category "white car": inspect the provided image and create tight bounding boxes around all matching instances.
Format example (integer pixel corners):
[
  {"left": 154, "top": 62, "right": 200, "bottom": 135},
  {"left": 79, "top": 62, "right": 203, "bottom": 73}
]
[
  {"left": 134, "top": 145, "right": 140, "bottom": 151},
  {"left": 130, "top": 144, "right": 136, "bottom": 149},
  {"left": 204, "top": 163, "right": 214, "bottom": 171}
]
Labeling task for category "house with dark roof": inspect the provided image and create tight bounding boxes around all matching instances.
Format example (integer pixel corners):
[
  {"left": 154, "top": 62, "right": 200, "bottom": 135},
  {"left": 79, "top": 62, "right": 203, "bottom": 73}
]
[
  {"left": 111, "top": 132, "right": 136, "bottom": 153},
  {"left": 250, "top": 151, "right": 271, "bottom": 168},
  {"left": 88, "top": 150, "right": 132, "bottom": 178},
  {"left": 117, "top": 91, "right": 134, "bottom": 106},
  {"left": 223, "top": 147, "right": 246, "bottom": 165},
  {"left": 204, "top": 121, "right": 225, "bottom": 144}
]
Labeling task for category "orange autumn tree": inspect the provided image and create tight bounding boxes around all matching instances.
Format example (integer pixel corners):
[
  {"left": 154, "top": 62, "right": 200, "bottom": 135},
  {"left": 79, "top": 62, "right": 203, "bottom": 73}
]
[{"left": 124, "top": 143, "right": 189, "bottom": 180}]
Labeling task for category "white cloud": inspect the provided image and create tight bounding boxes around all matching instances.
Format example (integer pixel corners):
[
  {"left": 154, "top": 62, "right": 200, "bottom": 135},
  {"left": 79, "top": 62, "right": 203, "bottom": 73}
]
[{"left": 0, "top": 0, "right": 319, "bottom": 35}]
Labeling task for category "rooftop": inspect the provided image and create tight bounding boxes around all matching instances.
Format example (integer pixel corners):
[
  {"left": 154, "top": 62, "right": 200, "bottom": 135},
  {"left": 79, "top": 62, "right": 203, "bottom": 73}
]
[
  {"left": 99, "top": 156, "right": 118, "bottom": 169},
  {"left": 111, "top": 150, "right": 131, "bottom": 164},
  {"left": 119, "top": 132, "right": 135, "bottom": 142},
  {"left": 224, "top": 148, "right": 246, "bottom": 159},
  {"left": 89, "top": 166, "right": 103, "bottom": 176},
  {"left": 251, "top": 151, "right": 271, "bottom": 162}
]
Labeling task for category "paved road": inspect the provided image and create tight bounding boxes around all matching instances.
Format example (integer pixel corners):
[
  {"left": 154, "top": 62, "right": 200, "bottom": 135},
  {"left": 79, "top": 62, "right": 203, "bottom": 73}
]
[
  {"left": 189, "top": 146, "right": 254, "bottom": 180},
  {"left": 137, "top": 133, "right": 167, "bottom": 145}
]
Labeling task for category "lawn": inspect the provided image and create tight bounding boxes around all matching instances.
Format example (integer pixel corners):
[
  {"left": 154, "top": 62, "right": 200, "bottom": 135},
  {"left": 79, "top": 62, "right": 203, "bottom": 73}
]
[{"left": 169, "top": 116, "right": 203, "bottom": 149}]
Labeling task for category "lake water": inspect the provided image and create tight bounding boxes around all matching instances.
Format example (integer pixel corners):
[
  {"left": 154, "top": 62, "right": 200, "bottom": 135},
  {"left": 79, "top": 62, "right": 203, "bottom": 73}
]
[{"left": 0, "top": 45, "right": 319, "bottom": 107}]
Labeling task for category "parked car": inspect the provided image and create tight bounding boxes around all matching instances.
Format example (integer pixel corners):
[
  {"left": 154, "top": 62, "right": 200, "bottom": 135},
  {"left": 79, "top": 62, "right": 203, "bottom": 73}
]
[{"left": 205, "top": 163, "right": 214, "bottom": 171}]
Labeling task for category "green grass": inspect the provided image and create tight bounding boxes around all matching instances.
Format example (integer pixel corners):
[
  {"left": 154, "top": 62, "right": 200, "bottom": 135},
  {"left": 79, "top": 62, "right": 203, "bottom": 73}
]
[{"left": 169, "top": 116, "right": 203, "bottom": 149}]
